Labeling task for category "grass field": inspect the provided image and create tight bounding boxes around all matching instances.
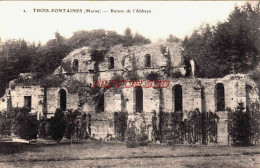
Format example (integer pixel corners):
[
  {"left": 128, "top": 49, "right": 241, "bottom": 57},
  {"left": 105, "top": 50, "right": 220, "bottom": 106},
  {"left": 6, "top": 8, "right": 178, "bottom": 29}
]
[{"left": 0, "top": 140, "right": 260, "bottom": 167}]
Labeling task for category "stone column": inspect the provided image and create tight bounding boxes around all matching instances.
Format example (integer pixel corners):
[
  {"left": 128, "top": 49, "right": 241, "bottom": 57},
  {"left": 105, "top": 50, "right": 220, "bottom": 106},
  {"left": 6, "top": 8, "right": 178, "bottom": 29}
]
[{"left": 217, "top": 111, "right": 229, "bottom": 145}]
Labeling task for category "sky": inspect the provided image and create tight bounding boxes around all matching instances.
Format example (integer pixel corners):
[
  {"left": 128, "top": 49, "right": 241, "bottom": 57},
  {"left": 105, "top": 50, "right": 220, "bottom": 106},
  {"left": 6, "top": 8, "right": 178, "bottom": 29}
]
[{"left": 0, "top": 1, "right": 248, "bottom": 44}]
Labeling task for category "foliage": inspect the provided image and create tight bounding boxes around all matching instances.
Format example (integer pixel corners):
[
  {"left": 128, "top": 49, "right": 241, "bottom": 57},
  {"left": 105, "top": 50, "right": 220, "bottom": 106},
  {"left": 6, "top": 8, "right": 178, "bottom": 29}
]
[
  {"left": 61, "top": 61, "right": 73, "bottom": 74},
  {"left": 125, "top": 124, "right": 137, "bottom": 148},
  {"left": 48, "top": 108, "right": 66, "bottom": 143},
  {"left": 65, "top": 109, "right": 81, "bottom": 140},
  {"left": 156, "top": 110, "right": 219, "bottom": 145},
  {"left": 0, "top": 28, "right": 151, "bottom": 96},
  {"left": 171, "top": 71, "right": 183, "bottom": 78},
  {"left": 182, "top": 3, "right": 260, "bottom": 78},
  {"left": 166, "top": 34, "right": 181, "bottom": 43},
  {"left": 39, "top": 75, "right": 66, "bottom": 88},
  {"left": 8, "top": 107, "right": 38, "bottom": 140},
  {"left": 114, "top": 112, "right": 128, "bottom": 141},
  {"left": 12, "top": 74, "right": 66, "bottom": 89},
  {"left": 38, "top": 117, "right": 47, "bottom": 139},
  {"left": 0, "top": 110, "right": 12, "bottom": 136},
  {"left": 145, "top": 71, "right": 161, "bottom": 81},
  {"left": 228, "top": 102, "right": 253, "bottom": 146},
  {"left": 136, "top": 126, "right": 148, "bottom": 146}
]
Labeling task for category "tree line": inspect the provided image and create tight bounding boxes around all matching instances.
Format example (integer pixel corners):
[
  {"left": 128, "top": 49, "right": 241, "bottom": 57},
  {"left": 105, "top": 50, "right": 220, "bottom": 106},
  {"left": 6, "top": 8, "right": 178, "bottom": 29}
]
[{"left": 182, "top": 2, "right": 260, "bottom": 78}]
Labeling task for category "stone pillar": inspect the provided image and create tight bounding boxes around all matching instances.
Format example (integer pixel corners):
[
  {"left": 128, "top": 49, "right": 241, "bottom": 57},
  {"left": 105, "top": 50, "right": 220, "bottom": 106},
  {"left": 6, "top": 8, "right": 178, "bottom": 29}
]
[
  {"left": 193, "top": 89, "right": 202, "bottom": 112},
  {"left": 217, "top": 111, "right": 229, "bottom": 145},
  {"left": 114, "top": 94, "right": 121, "bottom": 111}
]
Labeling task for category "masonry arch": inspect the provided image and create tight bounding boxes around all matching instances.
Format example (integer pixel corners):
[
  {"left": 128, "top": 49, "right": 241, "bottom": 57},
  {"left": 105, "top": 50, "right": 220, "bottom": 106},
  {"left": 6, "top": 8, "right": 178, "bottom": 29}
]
[
  {"left": 173, "top": 84, "right": 183, "bottom": 112},
  {"left": 145, "top": 54, "right": 151, "bottom": 68},
  {"left": 135, "top": 86, "right": 143, "bottom": 113},
  {"left": 73, "top": 59, "right": 79, "bottom": 72},
  {"left": 109, "top": 57, "right": 114, "bottom": 69},
  {"left": 215, "top": 83, "right": 225, "bottom": 111},
  {"left": 59, "top": 89, "right": 67, "bottom": 111}
]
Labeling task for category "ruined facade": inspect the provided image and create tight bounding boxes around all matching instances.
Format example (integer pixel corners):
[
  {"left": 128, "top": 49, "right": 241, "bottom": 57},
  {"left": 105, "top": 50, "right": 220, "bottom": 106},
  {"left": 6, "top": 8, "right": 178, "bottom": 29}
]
[{"left": 0, "top": 43, "right": 258, "bottom": 144}]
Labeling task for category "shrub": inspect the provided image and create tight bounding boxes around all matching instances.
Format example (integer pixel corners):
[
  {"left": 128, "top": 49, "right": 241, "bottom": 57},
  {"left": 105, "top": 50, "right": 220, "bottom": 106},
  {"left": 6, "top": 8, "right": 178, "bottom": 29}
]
[
  {"left": 125, "top": 125, "right": 137, "bottom": 148},
  {"left": 136, "top": 132, "right": 148, "bottom": 146},
  {"left": 145, "top": 72, "right": 160, "bottom": 81},
  {"left": 171, "top": 71, "right": 183, "bottom": 78},
  {"left": 8, "top": 107, "right": 39, "bottom": 141},
  {"left": 0, "top": 111, "right": 12, "bottom": 136}
]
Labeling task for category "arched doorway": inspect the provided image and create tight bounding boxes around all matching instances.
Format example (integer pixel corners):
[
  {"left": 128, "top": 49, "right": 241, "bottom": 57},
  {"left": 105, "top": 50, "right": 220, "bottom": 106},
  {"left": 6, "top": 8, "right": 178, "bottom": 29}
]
[
  {"left": 215, "top": 83, "right": 225, "bottom": 111},
  {"left": 145, "top": 54, "right": 151, "bottom": 67},
  {"left": 73, "top": 59, "right": 79, "bottom": 72},
  {"left": 59, "top": 89, "right": 67, "bottom": 111},
  {"left": 135, "top": 86, "right": 143, "bottom": 113},
  {"left": 109, "top": 57, "right": 114, "bottom": 69},
  {"left": 173, "top": 85, "right": 182, "bottom": 112}
]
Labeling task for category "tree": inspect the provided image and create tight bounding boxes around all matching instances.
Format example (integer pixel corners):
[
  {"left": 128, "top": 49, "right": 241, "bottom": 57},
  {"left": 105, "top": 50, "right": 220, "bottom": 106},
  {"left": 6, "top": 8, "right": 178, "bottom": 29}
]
[
  {"left": 228, "top": 102, "right": 252, "bottom": 146},
  {"left": 30, "top": 32, "right": 71, "bottom": 78},
  {"left": 49, "top": 108, "right": 67, "bottom": 143},
  {"left": 65, "top": 109, "right": 81, "bottom": 143},
  {"left": 183, "top": 3, "right": 260, "bottom": 78},
  {"left": 166, "top": 34, "right": 180, "bottom": 43}
]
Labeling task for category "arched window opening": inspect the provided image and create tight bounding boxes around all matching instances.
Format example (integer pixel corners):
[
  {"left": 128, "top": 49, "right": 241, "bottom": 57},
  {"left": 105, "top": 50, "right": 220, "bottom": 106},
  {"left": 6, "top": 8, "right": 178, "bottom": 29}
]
[
  {"left": 109, "top": 57, "right": 114, "bottom": 69},
  {"left": 97, "top": 93, "right": 105, "bottom": 113},
  {"left": 135, "top": 86, "right": 143, "bottom": 113},
  {"left": 59, "top": 89, "right": 67, "bottom": 111},
  {"left": 145, "top": 54, "right": 151, "bottom": 68},
  {"left": 215, "top": 83, "right": 225, "bottom": 111},
  {"left": 246, "top": 85, "right": 253, "bottom": 111},
  {"left": 173, "top": 85, "right": 183, "bottom": 112},
  {"left": 73, "top": 59, "right": 79, "bottom": 72},
  {"left": 94, "top": 62, "right": 99, "bottom": 72}
]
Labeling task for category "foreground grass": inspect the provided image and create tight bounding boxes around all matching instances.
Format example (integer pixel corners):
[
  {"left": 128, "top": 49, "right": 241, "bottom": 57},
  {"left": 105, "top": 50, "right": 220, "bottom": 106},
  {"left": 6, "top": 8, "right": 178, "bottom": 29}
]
[{"left": 1, "top": 140, "right": 260, "bottom": 162}]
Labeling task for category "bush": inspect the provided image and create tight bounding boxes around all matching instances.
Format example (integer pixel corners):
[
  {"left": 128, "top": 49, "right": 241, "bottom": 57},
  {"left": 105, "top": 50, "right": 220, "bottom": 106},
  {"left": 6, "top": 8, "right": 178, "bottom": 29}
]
[
  {"left": 171, "top": 71, "right": 183, "bottom": 78},
  {"left": 0, "top": 111, "right": 12, "bottom": 137},
  {"left": 136, "top": 132, "right": 148, "bottom": 146},
  {"left": 9, "top": 107, "right": 39, "bottom": 141},
  {"left": 125, "top": 125, "right": 137, "bottom": 148}
]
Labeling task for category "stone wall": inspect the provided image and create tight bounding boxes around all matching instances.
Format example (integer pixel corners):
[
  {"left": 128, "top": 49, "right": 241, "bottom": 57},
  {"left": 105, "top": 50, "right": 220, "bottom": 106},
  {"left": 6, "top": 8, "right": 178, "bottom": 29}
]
[{"left": 9, "top": 85, "right": 44, "bottom": 119}]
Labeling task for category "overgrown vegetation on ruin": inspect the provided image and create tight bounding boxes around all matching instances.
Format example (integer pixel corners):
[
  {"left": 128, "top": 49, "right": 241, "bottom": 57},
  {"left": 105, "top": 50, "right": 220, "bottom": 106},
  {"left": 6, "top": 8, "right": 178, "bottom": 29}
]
[{"left": 152, "top": 110, "right": 219, "bottom": 145}]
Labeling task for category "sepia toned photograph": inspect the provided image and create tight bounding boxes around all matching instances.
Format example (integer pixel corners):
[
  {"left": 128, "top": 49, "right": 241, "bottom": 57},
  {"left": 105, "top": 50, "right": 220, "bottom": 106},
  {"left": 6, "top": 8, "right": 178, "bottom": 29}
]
[{"left": 0, "top": 1, "right": 260, "bottom": 167}]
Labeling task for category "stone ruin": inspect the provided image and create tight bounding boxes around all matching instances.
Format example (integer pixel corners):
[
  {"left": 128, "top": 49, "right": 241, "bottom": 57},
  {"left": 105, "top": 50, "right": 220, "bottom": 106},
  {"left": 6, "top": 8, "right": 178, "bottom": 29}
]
[{"left": 0, "top": 42, "right": 259, "bottom": 144}]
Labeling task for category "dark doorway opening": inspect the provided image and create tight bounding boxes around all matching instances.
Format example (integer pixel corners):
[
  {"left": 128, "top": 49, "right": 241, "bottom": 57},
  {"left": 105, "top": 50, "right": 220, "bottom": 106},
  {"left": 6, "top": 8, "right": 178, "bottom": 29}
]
[
  {"left": 24, "top": 96, "right": 32, "bottom": 109},
  {"left": 97, "top": 93, "right": 104, "bottom": 112},
  {"left": 145, "top": 54, "right": 151, "bottom": 67},
  {"left": 135, "top": 86, "right": 143, "bottom": 113},
  {"left": 216, "top": 83, "right": 225, "bottom": 111},
  {"left": 73, "top": 59, "right": 79, "bottom": 72},
  {"left": 109, "top": 57, "right": 114, "bottom": 69},
  {"left": 59, "top": 89, "right": 67, "bottom": 111},
  {"left": 173, "top": 85, "right": 182, "bottom": 112}
]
